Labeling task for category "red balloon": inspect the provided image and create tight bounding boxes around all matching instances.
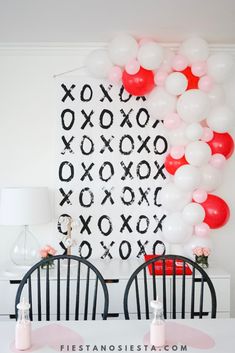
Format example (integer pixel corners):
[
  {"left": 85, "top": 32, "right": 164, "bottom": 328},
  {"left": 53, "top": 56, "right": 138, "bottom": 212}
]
[
  {"left": 122, "top": 67, "right": 155, "bottom": 96},
  {"left": 181, "top": 66, "right": 199, "bottom": 90},
  {"left": 164, "top": 154, "right": 188, "bottom": 175},
  {"left": 201, "top": 194, "right": 230, "bottom": 229},
  {"left": 207, "top": 132, "right": 234, "bottom": 159}
]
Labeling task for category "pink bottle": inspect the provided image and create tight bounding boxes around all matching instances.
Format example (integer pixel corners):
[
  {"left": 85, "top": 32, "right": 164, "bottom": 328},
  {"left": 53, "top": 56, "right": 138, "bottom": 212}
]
[
  {"left": 150, "top": 299, "right": 166, "bottom": 347},
  {"left": 15, "top": 298, "right": 31, "bottom": 350}
]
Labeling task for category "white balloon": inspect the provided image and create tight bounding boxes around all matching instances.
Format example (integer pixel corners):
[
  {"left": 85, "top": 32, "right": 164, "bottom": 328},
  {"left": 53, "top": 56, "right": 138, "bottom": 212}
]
[
  {"left": 177, "top": 89, "right": 210, "bottom": 123},
  {"left": 200, "top": 164, "right": 223, "bottom": 192},
  {"left": 174, "top": 165, "right": 201, "bottom": 192},
  {"left": 207, "top": 53, "right": 234, "bottom": 83},
  {"left": 185, "top": 123, "right": 203, "bottom": 141},
  {"left": 185, "top": 141, "right": 212, "bottom": 167},
  {"left": 206, "top": 105, "right": 235, "bottom": 133},
  {"left": 179, "top": 37, "right": 209, "bottom": 63},
  {"left": 208, "top": 85, "right": 225, "bottom": 107},
  {"left": 160, "top": 182, "right": 192, "bottom": 211},
  {"left": 160, "top": 48, "right": 174, "bottom": 72},
  {"left": 86, "top": 49, "right": 113, "bottom": 78},
  {"left": 182, "top": 203, "right": 205, "bottom": 225},
  {"left": 165, "top": 72, "right": 188, "bottom": 96},
  {"left": 168, "top": 123, "right": 190, "bottom": 146},
  {"left": 162, "top": 212, "right": 193, "bottom": 244},
  {"left": 108, "top": 34, "right": 138, "bottom": 66},
  {"left": 137, "top": 42, "right": 164, "bottom": 70},
  {"left": 147, "top": 87, "right": 177, "bottom": 119},
  {"left": 183, "top": 235, "right": 212, "bottom": 259}
]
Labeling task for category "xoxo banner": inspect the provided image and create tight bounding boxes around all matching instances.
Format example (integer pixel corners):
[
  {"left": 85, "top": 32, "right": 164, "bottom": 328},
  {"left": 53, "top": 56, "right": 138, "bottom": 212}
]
[{"left": 55, "top": 78, "right": 168, "bottom": 259}]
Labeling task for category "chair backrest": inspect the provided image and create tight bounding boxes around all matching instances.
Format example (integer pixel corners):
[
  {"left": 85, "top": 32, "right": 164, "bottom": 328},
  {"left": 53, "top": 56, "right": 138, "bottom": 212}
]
[
  {"left": 15, "top": 255, "right": 109, "bottom": 321},
  {"left": 123, "top": 254, "right": 217, "bottom": 320}
]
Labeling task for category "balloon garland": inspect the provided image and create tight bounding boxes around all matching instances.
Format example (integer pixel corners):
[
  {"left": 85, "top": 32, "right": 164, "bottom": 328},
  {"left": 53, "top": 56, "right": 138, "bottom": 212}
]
[{"left": 85, "top": 34, "right": 234, "bottom": 257}]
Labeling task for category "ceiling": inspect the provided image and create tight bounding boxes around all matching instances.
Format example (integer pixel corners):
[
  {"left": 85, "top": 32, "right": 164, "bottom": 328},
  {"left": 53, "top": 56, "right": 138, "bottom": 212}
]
[{"left": 0, "top": 0, "right": 235, "bottom": 44}]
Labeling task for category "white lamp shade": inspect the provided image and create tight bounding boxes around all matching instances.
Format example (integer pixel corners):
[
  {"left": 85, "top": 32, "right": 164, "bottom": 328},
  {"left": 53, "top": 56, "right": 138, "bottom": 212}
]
[{"left": 0, "top": 187, "right": 52, "bottom": 225}]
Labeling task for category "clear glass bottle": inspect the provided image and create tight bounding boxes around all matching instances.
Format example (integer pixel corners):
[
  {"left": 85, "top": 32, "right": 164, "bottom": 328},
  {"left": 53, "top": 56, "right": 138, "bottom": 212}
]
[
  {"left": 15, "top": 298, "right": 31, "bottom": 350},
  {"left": 150, "top": 299, "right": 165, "bottom": 347}
]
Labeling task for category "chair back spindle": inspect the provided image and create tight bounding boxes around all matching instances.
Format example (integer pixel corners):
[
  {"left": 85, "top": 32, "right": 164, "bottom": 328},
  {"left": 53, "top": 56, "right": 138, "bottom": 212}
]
[
  {"left": 123, "top": 254, "right": 217, "bottom": 320},
  {"left": 15, "top": 255, "right": 109, "bottom": 321}
]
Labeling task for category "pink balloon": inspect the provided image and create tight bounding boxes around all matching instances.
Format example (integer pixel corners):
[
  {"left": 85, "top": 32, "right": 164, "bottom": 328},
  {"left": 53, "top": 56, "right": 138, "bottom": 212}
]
[
  {"left": 193, "top": 189, "right": 208, "bottom": 203},
  {"left": 194, "top": 222, "right": 210, "bottom": 237},
  {"left": 201, "top": 127, "right": 214, "bottom": 142},
  {"left": 125, "top": 59, "right": 140, "bottom": 75},
  {"left": 170, "top": 145, "right": 185, "bottom": 159},
  {"left": 154, "top": 70, "right": 168, "bottom": 86},
  {"left": 164, "top": 112, "right": 182, "bottom": 129},
  {"left": 191, "top": 61, "right": 207, "bottom": 77},
  {"left": 198, "top": 75, "right": 213, "bottom": 92},
  {"left": 210, "top": 153, "right": 226, "bottom": 169},
  {"left": 171, "top": 54, "right": 188, "bottom": 71},
  {"left": 108, "top": 66, "right": 122, "bottom": 84}
]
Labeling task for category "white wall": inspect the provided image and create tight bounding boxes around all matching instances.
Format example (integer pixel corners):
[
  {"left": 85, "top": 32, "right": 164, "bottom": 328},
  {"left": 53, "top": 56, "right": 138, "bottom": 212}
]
[{"left": 0, "top": 44, "right": 235, "bottom": 316}]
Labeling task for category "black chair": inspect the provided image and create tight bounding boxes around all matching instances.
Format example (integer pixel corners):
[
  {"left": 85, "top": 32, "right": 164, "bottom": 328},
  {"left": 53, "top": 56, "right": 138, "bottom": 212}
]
[
  {"left": 123, "top": 254, "right": 217, "bottom": 320},
  {"left": 15, "top": 255, "right": 109, "bottom": 321}
]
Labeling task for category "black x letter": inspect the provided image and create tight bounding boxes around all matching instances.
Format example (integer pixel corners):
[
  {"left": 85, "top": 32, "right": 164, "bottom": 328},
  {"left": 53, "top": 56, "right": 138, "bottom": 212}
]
[
  {"left": 59, "top": 188, "right": 73, "bottom": 206},
  {"left": 100, "top": 84, "right": 113, "bottom": 102},
  {"left": 81, "top": 162, "right": 94, "bottom": 181},
  {"left": 152, "top": 119, "right": 162, "bottom": 128},
  {"left": 136, "top": 240, "right": 149, "bottom": 258},
  {"left": 137, "top": 135, "right": 151, "bottom": 153},
  {"left": 81, "top": 110, "right": 94, "bottom": 130},
  {"left": 61, "top": 136, "right": 75, "bottom": 155},
  {"left": 120, "top": 161, "right": 134, "bottom": 180},
  {"left": 100, "top": 135, "right": 114, "bottom": 154},
  {"left": 153, "top": 161, "right": 166, "bottom": 180},
  {"left": 61, "top": 84, "right": 75, "bottom": 102},
  {"left": 101, "top": 187, "right": 114, "bottom": 205},
  {"left": 79, "top": 215, "right": 92, "bottom": 235},
  {"left": 100, "top": 241, "right": 115, "bottom": 259},
  {"left": 138, "top": 187, "right": 150, "bottom": 206},
  {"left": 120, "top": 109, "right": 133, "bottom": 128},
  {"left": 153, "top": 214, "right": 167, "bottom": 233},
  {"left": 120, "top": 215, "right": 133, "bottom": 233}
]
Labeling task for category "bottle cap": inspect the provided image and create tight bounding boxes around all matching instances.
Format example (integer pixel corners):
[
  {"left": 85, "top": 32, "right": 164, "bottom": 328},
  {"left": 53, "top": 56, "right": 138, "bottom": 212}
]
[
  {"left": 17, "top": 297, "right": 30, "bottom": 311},
  {"left": 150, "top": 299, "right": 163, "bottom": 311}
]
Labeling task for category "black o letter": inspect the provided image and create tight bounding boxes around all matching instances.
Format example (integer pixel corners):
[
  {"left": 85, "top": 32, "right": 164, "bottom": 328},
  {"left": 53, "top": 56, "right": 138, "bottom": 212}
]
[
  {"left": 61, "top": 109, "right": 75, "bottom": 130},
  {"left": 79, "top": 188, "right": 94, "bottom": 208},
  {"left": 80, "top": 84, "right": 93, "bottom": 102},
  {"left": 80, "top": 135, "right": 94, "bottom": 155},
  {"left": 78, "top": 241, "right": 92, "bottom": 259},
  {"left": 59, "top": 161, "right": 74, "bottom": 182},
  {"left": 119, "top": 240, "right": 132, "bottom": 260},
  {"left": 153, "top": 135, "right": 168, "bottom": 155},
  {"left": 98, "top": 215, "right": 113, "bottom": 236}
]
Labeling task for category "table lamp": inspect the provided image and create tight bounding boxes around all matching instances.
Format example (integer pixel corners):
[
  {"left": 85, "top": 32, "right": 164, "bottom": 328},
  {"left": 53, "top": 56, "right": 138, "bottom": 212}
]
[{"left": 0, "top": 187, "right": 51, "bottom": 267}]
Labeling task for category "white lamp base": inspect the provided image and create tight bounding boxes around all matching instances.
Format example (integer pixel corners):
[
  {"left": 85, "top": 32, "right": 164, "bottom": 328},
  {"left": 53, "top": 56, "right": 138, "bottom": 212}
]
[{"left": 10, "top": 225, "right": 40, "bottom": 267}]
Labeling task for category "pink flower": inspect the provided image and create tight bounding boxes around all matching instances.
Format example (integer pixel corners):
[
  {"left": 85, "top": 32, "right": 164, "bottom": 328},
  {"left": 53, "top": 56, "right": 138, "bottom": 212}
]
[
  {"left": 193, "top": 247, "right": 203, "bottom": 256},
  {"left": 203, "top": 247, "right": 211, "bottom": 257},
  {"left": 48, "top": 246, "right": 57, "bottom": 256},
  {"left": 40, "top": 249, "right": 48, "bottom": 258},
  {"left": 39, "top": 245, "right": 57, "bottom": 257},
  {"left": 44, "top": 245, "right": 51, "bottom": 252}
]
